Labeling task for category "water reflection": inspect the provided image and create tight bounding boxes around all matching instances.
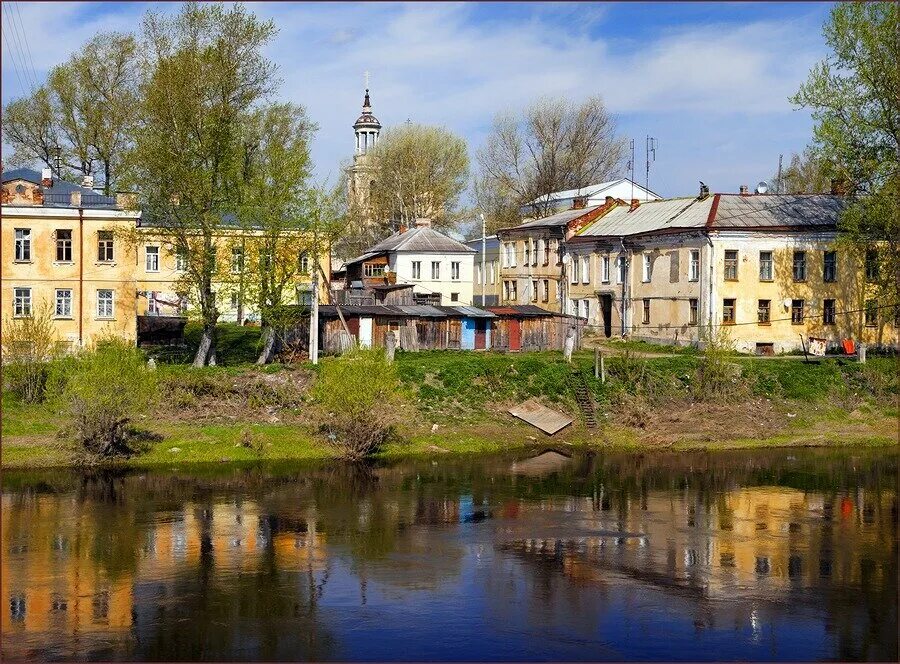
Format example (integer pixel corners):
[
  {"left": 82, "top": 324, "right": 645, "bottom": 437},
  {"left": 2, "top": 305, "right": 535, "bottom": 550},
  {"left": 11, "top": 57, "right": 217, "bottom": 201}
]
[{"left": 2, "top": 449, "right": 896, "bottom": 661}]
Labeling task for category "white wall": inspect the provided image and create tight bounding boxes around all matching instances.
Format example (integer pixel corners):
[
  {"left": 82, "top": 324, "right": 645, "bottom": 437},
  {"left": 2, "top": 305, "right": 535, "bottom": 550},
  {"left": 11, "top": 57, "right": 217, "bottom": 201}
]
[{"left": 390, "top": 251, "right": 475, "bottom": 305}]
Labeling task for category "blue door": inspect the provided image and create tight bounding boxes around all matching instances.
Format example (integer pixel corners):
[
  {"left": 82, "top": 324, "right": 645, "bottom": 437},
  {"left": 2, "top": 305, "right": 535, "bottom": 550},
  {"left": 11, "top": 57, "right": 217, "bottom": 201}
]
[{"left": 460, "top": 318, "right": 476, "bottom": 350}]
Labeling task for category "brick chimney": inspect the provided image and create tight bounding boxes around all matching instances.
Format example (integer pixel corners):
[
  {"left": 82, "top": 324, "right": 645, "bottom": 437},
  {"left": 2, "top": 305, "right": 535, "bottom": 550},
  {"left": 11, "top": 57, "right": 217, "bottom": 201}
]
[
  {"left": 739, "top": 184, "right": 749, "bottom": 196},
  {"left": 70, "top": 191, "right": 81, "bottom": 207},
  {"left": 414, "top": 218, "right": 431, "bottom": 228},
  {"left": 830, "top": 178, "right": 847, "bottom": 196},
  {"left": 629, "top": 198, "right": 640, "bottom": 212},
  {"left": 41, "top": 167, "right": 53, "bottom": 188},
  {"left": 398, "top": 224, "right": 408, "bottom": 234},
  {"left": 572, "top": 196, "right": 588, "bottom": 210}
]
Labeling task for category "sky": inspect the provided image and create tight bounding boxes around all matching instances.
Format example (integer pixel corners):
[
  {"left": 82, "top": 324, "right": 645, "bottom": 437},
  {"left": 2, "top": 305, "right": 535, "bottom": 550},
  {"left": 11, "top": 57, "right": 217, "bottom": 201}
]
[{"left": 1, "top": 1, "right": 834, "bottom": 203}]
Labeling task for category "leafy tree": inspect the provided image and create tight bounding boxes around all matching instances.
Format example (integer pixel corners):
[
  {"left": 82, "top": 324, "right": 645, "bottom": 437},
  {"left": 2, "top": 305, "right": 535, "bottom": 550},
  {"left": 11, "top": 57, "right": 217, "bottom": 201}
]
[
  {"left": 791, "top": 2, "right": 899, "bottom": 307},
  {"left": 476, "top": 95, "right": 625, "bottom": 232},
  {"left": 2, "top": 32, "right": 139, "bottom": 194},
  {"left": 131, "top": 2, "right": 278, "bottom": 366},
  {"left": 364, "top": 123, "right": 470, "bottom": 232},
  {"left": 771, "top": 147, "right": 835, "bottom": 194}
]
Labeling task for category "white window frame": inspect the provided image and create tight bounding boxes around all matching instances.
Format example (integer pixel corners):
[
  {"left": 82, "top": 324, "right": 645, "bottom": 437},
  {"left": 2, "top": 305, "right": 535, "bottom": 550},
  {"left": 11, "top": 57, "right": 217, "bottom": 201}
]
[
  {"left": 96, "top": 289, "right": 114, "bottom": 319},
  {"left": 451, "top": 261, "right": 460, "bottom": 281},
  {"left": 689, "top": 250, "right": 700, "bottom": 282},
  {"left": 14, "top": 229, "right": 31, "bottom": 261},
  {"left": 412, "top": 261, "right": 421, "bottom": 280},
  {"left": 537, "top": 238, "right": 546, "bottom": 266},
  {"left": 642, "top": 253, "right": 652, "bottom": 283},
  {"left": 431, "top": 261, "right": 440, "bottom": 280},
  {"left": 616, "top": 256, "right": 626, "bottom": 284},
  {"left": 146, "top": 246, "right": 160, "bottom": 272},
  {"left": 601, "top": 255, "right": 610, "bottom": 283},
  {"left": 232, "top": 247, "right": 245, "bottom": 274},
  {"left": 13, "top": 287, "right": 32, "bottom": 317},
  {"left": 759, "top": 250, "right": 773, "bottom": 281},
  {"left": 298, "top": 251, "right": 309, "bottom": 275},
  {"left": 570, "top": 255, "right": 580, "bottom": 285},
  {"left": 579, "top": 299, "right": 590, "bottom": 319},
  {"left": 581, "top": 255, "right": 590, "bottom": 284},
  {"left": 55, "top": 289, "right": 73, "bottom": 318}
]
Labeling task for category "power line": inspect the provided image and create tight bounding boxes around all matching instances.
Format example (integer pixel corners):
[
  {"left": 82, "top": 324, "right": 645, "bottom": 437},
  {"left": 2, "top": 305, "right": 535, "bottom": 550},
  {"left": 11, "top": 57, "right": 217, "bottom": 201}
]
[
  {"left": 11, "top": 1, "right": 40, "bottom": 90},
  {"left": 1, "top": 15, "right": 28, "bottom": 94},
  {"left": 2, "top": 2, "right": 35, "bottom": 90}
]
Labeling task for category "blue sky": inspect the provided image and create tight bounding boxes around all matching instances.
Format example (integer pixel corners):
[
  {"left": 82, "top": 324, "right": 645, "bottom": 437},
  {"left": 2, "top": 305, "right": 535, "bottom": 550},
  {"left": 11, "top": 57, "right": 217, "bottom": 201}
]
[{"left": 1, "top": 1, "right": 833, "bottom": 200}]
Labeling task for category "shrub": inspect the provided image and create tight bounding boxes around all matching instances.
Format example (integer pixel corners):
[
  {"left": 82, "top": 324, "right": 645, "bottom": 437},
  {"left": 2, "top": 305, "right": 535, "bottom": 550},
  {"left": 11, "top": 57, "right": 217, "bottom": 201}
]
[
  {"left": 311, "top": 348, "right": 408, "bottom": 460},
  {"left": 53, "top": 338, "right": 157, "bottom": 458},
  {"left": 1, "top": 302, "right": 59, "bottom": 403},
  {"left": 693, "top": 325, "right": 744, "bottom": 401}
]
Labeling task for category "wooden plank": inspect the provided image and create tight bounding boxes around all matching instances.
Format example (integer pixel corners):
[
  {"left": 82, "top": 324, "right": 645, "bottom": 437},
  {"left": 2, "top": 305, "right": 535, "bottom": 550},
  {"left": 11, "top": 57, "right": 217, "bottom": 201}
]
[{"left": 508, "top": 398, "right": 573, "bottom": 435}]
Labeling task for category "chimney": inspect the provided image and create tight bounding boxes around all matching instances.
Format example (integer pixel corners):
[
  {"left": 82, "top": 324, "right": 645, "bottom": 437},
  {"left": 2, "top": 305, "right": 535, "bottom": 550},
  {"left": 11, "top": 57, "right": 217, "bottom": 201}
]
[
  {"left": 830, "top": 178, "right": 847, "bottom": 196},
  {"left": 398, "top": 224, "right": 408, "bottom": 234},
  {"left": 70, "top": 191, "right": 81, "bottom": 207},
  {"left": 82, "top": 175, "right": 94, "bottom": 190},
  {"left": 572, "top": 196, "right": 587, "bottom": 210},
  {"left": 629, "top": 198, "right": 640, "bottom": 212},
  {"left": 739, "top": 184, "right": 749, "bottom": 196},
  {"left": 414, "top": 217, "right": 431, "bottom": 228},
  {"left": 41, "top": 167, "right": 53, "bottom": 188},
  {"left": 698, "top": 182, "right": 709, "bottom": 200},
  {"left": 605, "top": 195, "right": 614, "bottom": 206}
]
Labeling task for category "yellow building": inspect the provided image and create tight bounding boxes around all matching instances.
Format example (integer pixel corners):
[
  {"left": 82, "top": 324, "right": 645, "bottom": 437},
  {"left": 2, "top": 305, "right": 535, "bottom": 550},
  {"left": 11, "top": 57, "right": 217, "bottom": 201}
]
[
  {"left": 2, "top": 168, "right": 328, "bottom": 349},
  {"left": 567, "top": 187, "right": 897, "bottom": 353}
]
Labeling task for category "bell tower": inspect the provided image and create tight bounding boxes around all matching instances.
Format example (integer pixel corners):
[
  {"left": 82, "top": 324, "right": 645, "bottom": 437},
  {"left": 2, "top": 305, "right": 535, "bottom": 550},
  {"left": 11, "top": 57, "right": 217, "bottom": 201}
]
[{"left": 348, "top": 73, "right": 381, "bottom": 221}]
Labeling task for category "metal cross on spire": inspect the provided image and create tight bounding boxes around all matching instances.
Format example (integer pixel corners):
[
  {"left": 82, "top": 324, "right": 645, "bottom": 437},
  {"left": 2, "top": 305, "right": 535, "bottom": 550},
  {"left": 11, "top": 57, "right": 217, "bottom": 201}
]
[{"left": 364, "top": 70, "right": 370, "bottom": 89}]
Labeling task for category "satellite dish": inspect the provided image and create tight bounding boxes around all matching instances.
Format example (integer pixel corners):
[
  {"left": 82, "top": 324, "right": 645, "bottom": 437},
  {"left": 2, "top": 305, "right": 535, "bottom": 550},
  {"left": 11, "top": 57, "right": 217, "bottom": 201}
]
[
  {"left": 561, "top": 254, "right": 572, "bottom": 265},
  {"left": 756, "top": 181, "right": 769, "bottom": 194}
]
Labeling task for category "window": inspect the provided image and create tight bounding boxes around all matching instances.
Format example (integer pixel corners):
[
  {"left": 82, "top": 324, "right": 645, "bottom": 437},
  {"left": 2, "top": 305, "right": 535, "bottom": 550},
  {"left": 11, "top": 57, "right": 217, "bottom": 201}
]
[
  {"left": 616, "top": 256, "right": 626, "bottom": 284},
  {"left": 791, "top": 299, "right": 804, "bottom": 325},
  {"left": 490, "top": 261, "right": 497, "bottom": 284},
  {"left": 97, "top": 289, "right": 114, "bottom": 318},
  {"left": 864, "top": 300, "right": 877, "bottom": 327},
  {"left": 759, "top": 251, "right": 773, "bottom": 281},
  {"left": 451, "top": 261, "right": 460, "bottom": 281},
  {"left": 642, "top": 254, "right": 652, "bottom": 282},
  {"left": 450, "top": 292, "right": 459, "bottom": 302},
  {"left": 231, "top": 293, "right": 239, "bottom": 310},
  {"left": 364, "top": 263, "right": 385, "bottom": 278},
  {"left": 14, "top": 229, "right": 31, "bottom": 261},
  {"left": 723, "top": 298, "right": 736, "bottom": 324},
  {"left": 296, "top": 287, "right": 313, "bottom": 306},
  {"left": 228, "top": 247, "right": 243, "bottom": 274},
  {"left": 504, "top": 242, "right": 517, "bottom": 268},
  {"left": 689, "top": 298, "right": 698, "bottom": 325},
  {"left": 531, "top": 238, "right": 538, "bottom": 267},
  {"left": 13, "top": 288, "right": 32, "bottom": 317},
  {"left": 542, "top": 279, "right": 549, "bottom": 303},
  {"left": 823, "top": 299, "right": 836, "bottom": 325},
  {"left": 581, "top": 255, "right": 590, "bottom": 284},
  {"left": 146, "top": 246, "right": 160, "bottom": 272},
  {"left": 97, "top": 231, "right": 114, "bottom": 262},
  {"left": 531, "top": 279, "right": 538, "bottom": 303},
  {"left": 724, "top": 250, "right": 738, "bottom": 280},
  {"left": 538, "top": 238, "right": 547, "bottom": 266},
  {"left": 56, "top": 230, "right": 72, "bottom": 262},
  {"left": 865, "top": 249, "right": 878, "bottom": 281},
  {"left": 524, "top": 239, "right": 531, "bottom": 266},
  {"left": 298, "top": 251, "right": 309, "bottom": 275},
  {"left": 175, "top": 248, "right": 188, "bottom": 271},
  {"left": 689, "top": 250, "right": 700, "bottom": 282},
  {"left": 642, "top": 298, "right": 651, "bottom": 324},
  {"left": 601, "top": 255, "right": 610, "bottom": 283},
  {"left": 579, "top": 299, "right": 590, "bottom": 319},
  {"left": 431, "top": 261, "right": 440, "bottom": 280},
  {"left": 55, "top": 289, "right": 72, "bottom": 318},
  {"left": 148, "top": 295, "right": 159, "bottom": 315},
  {"left": 504, "top": 279, "right": 518, "bottom": 301},
  {"left": 757, "top": 299, "right": 771, "bottom": 324},
  {"left": 511, "top": 280, "right": 518, "bottom": 300},
  {"left": 570, "top": 255, "right": 580, "bottom": 284},
  {"left": 823, "top": 251, "right": 836, "bottom": 282},
  {"left": 412, "top": 261, "right": 421, "bottom": 279},
  {"left": 792, "top": 251, "right": 807, "bottom": 281}
]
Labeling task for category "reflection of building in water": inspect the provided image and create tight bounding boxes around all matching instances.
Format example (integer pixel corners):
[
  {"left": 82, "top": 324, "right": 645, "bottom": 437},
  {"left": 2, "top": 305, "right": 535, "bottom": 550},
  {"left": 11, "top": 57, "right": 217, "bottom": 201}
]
[{"left": 1, "top": 494, "right": 133, "bottom": 642}]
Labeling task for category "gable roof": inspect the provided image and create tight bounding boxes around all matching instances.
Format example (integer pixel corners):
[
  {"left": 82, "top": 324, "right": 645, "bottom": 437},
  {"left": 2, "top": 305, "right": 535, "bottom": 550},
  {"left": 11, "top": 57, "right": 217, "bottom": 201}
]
[
  {"left": 2, "top": 167, "right": 118, "bottom": 208},
  {"left": 345, "top": 226, "right": 475, "bottom": 266},
  {"left": 506, "top": 204, "right": 605, "bottom": 231},
  {"left": 709, "top": 194, "right": 844, "bottom": 230},
  {"left": 526, "top": 178, "right": 660, "bottom": 206},
  {"left": 577, "top": 197, "right": 713, "bottom": 237}
]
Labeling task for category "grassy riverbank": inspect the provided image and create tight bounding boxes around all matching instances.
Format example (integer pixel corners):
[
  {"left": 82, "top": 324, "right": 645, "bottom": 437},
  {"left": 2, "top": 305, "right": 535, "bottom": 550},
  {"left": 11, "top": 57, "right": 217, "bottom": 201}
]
[{"left": 2, "top": 337, "right": 896, "bottom": 469}]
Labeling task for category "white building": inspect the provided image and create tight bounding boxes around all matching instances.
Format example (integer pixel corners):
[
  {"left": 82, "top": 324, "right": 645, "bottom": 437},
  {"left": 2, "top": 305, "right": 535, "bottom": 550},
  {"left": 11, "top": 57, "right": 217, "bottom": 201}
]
[
  {"left": 522, "top": 178, "right": 660, "bottom": 216},
  {"left": 343, "top": 219, "right": 476, "bottom": 306}
]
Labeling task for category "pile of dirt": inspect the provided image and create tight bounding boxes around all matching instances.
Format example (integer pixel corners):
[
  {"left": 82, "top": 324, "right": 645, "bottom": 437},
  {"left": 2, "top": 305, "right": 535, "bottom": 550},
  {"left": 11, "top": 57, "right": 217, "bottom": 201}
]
[{"left": 612, "top": 397, "right": 787, "bottom": 446}]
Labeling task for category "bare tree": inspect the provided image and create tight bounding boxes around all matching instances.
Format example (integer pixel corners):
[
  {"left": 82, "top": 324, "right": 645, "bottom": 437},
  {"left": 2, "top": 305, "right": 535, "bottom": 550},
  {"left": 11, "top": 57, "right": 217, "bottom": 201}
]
[
  {"left": 772, "top": 147, "right": 834, "bottom": 194},
  {"left": 476, "top": 95, "right": 625, "bottom": 231}
]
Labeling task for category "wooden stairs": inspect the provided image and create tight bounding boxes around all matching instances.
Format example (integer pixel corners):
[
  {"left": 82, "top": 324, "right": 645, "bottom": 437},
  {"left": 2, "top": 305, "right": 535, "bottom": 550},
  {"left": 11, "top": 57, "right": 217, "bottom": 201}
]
[{"left": 571, "top": 373, "right": 598, "bottom": 429}]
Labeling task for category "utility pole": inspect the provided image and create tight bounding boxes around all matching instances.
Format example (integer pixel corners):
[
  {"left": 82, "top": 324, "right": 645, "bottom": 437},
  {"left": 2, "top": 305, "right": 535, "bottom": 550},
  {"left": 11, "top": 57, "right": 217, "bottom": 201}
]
[
  {"left": 645, "top": 135, "right": 657, "bottom": 196},
  {"left": 628, "top": 139, "right": 635, "bottom": 201},
  {"left": 309, "top": 221, "right": 320, "bottom": 365},
  {"left": 480, "top": 213, "right": 486, "bottom": 307}
]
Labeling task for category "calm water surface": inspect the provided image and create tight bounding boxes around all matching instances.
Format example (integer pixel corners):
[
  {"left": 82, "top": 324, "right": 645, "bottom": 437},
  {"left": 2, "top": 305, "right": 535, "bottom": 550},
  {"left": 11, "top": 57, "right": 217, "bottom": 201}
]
[{"left": 2, "top": 448, "right": 896, "bottom": 661}]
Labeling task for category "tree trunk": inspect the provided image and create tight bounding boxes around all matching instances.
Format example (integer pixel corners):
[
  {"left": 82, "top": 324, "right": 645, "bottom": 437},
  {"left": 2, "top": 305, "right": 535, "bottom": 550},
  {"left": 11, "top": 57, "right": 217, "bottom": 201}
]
[
  {"left": 193, "top": 326, "right": 213, "bottom": 367},
  {"left": 257, "top": 326, "right": 276, "bottom": 364}
]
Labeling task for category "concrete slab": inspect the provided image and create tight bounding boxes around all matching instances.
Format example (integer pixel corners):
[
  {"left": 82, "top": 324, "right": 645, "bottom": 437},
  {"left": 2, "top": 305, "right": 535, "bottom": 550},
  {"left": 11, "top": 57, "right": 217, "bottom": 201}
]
[{"left": 508, "top": 399, "right": 573, "bottom": 435}]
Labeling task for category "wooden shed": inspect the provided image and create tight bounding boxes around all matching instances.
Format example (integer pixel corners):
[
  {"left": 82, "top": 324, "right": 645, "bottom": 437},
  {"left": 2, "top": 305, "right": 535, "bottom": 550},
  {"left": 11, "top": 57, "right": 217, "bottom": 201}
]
[{"left": 487, "top": 305, "right": 585, "bottom": 352}]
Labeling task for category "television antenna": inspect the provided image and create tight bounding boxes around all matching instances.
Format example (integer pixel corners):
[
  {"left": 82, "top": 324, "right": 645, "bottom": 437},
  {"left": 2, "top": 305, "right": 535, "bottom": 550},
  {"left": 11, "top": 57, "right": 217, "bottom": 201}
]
[
  {"left": 645, "top": 135, "right": 657, "bottom": 196},
  {"left": 626, "top": 139, "right": 635, "bottom": 201}
]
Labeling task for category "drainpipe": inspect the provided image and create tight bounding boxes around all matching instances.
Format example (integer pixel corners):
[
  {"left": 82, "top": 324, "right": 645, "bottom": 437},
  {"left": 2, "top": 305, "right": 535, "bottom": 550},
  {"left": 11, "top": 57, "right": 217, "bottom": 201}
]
[
  {"left": 704, "top": 234, "right": 714, "bottom": 339},
  {"left": 78, "top": 207, "right": 84, "bottom": 346},
  {"left": 619, "top": 238, "right": 628, "bottom": 337}
]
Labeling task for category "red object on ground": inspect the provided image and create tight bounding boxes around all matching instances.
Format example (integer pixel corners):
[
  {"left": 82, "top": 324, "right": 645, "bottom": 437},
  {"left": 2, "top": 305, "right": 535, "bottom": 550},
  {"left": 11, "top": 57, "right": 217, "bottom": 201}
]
[
  {"left": 842, "top": 339, "right": 855, "bottom": 355},
  {"left": 841, "top": 497, "right": 853, "bottom": 518}
]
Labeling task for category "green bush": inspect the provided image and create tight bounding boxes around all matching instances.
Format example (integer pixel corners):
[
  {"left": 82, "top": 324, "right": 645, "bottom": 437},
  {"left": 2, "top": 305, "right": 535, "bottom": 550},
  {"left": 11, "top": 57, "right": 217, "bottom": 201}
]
[
  {"left": 53, "top": 338, "right": 157, "bottom": 458},
  {"left": 312, "top": 349, "right": 408, "bottom": 460},
  {"left": 1, "top": 302, "right": 59, "bottom": 403}
]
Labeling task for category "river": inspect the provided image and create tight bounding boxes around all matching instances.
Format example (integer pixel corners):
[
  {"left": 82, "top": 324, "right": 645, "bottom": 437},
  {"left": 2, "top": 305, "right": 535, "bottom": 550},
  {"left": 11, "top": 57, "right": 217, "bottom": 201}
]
[{"left": 2, "top": 447, "right": 896, "bottom": 661}]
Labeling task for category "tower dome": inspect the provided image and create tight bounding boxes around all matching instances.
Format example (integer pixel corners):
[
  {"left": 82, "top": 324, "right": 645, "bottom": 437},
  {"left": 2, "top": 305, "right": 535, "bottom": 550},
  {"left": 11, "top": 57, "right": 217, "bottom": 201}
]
[{"left": 353, "top": 88, "right": 381, "bottom": 155}]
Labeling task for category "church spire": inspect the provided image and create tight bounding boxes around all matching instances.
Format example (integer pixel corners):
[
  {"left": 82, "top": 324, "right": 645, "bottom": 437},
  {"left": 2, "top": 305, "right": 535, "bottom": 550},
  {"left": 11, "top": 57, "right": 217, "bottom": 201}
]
[{"left": 353, "top": 73, "right": 381, "bottom": 155}]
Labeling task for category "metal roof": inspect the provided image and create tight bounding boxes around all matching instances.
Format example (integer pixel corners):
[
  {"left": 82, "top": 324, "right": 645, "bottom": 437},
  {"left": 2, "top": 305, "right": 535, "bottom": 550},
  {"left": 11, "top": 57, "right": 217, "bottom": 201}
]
[
  {"left": 578, "top": 197, "right": 712, "bottom": 237},
  {"left": 435, "top": 305, "right": 496, "bottom": 318},
  {"left": 509, "top": 205, "right": 604, "bottom": 230},
  {"left": 525, "top": 178, "right": 660, "bottom": 205},
  {"left": 2, "top": 167, "right": 119, "bottom": 208},
  {"left": 710, "top": 194, "right": 843, "bottom": 229},
  {"left": 487, "top": 305, "right": 569, "bottom": 318},
  {"left": 344, "top": 226, "right": 475, "bottom": 266}
]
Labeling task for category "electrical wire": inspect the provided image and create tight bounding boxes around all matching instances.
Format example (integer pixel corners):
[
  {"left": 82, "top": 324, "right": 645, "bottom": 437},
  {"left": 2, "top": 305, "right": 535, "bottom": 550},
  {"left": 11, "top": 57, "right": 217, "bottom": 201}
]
[
  {"left": 2, "top": 2, "right": 35, "bottom": 90},
  {"left": 1, "top": 10, "right": 29, "bottom": 93},
  {"left": 11, "top": 1, "right": 39, "bottom": 90}
]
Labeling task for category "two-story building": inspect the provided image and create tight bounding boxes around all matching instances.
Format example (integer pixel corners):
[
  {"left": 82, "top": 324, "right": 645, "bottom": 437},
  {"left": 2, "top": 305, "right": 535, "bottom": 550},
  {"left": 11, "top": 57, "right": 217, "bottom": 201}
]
[
  {"left": 465, "top": 234, "right": 501, "bottom": 307},
  {"left": 341, "top": 219, "right": 475, "bottom": 305}
]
